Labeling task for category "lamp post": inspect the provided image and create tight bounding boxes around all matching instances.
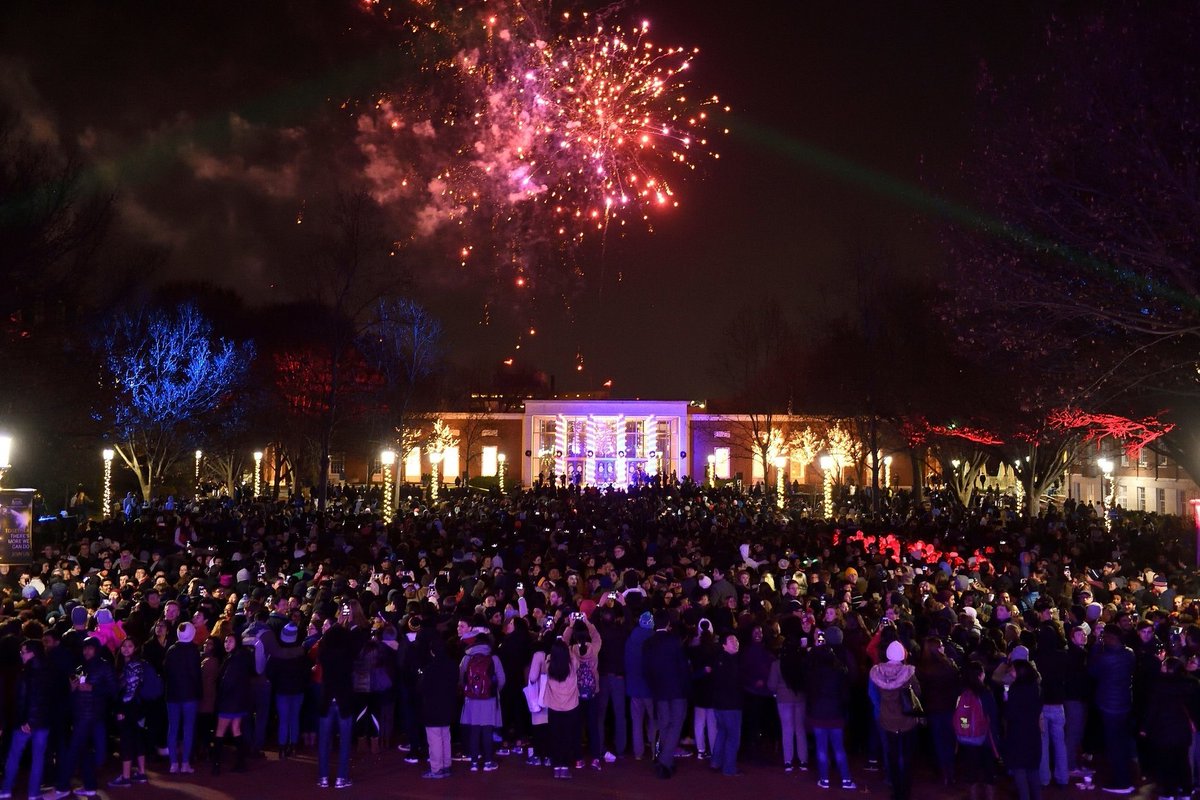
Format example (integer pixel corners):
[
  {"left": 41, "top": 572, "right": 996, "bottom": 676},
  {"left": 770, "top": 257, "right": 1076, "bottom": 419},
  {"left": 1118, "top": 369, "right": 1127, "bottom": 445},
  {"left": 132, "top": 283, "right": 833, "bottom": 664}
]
[
  {"left": 429, "top": 451, "right": 442, "bottom": 502},
  {"left": 253, "top": 450, "right": 263, "bottom": 499},
  {"left": 774, "top": 455, "right": 787, "bottom": 509},
  {"left": 819, "top": 455, "right": 835, "bottom": 518},
  {"left": 0, "top": 434, "right": 11, "bottom": 486},
  {"left": 706, "top": 454, "right": 716, "bottom": 488},
  {"left": 195, "top": 449, "right": 202, "bottom": 498},
  {"left": 380, "top": 449, "right": 395, "bottom": 523},
  {"left": 497, "top": 452, "right": 507, "bottom": 494},
  {"left": 883, "top": 455, "right": 893, "bottom": 490},
  {"left": 102, "top": 448, "right": 114, "bottom": 518}
]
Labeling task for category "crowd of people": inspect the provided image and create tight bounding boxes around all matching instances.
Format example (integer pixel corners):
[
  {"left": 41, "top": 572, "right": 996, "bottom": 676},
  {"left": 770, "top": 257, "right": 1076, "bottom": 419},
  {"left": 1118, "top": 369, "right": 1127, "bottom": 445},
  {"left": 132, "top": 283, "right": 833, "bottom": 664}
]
[{"left": 0, "top": 480, "right": 1196, "bottom": 799}]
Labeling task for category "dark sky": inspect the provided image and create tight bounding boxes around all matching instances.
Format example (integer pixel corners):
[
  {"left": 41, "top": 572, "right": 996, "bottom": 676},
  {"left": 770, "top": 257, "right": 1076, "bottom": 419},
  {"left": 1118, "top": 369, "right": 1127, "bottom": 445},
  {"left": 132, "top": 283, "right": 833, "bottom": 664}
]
[{"left": 0, "top": 1, "right": 1046, "bottom": 400}]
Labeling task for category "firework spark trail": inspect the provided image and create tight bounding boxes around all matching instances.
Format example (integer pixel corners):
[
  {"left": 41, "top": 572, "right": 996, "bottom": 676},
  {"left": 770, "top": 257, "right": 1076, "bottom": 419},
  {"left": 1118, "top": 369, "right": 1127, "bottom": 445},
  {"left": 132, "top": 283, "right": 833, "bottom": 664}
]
[{"left": 357, "top": 1, "right": 725, "bottom": 275}]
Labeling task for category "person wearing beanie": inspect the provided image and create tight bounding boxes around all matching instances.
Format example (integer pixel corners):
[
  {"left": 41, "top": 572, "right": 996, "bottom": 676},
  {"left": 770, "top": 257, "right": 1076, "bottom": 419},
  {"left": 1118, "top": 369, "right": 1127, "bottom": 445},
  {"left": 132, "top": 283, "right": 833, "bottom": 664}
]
[
  {"left": 94, "top": 607, "right": 127, "bottom": 655},
  {"left": 267, "top": 624, "right": 307, "bottom": 760},
  {"left": 625, "top": 607, "right": 658, "bottom": 761},
  {"left": 870, "top": 639, "right": 921, "bottom": 800},
  {"left": 164, "top": 622, "right": 202, "bottom": 773}
]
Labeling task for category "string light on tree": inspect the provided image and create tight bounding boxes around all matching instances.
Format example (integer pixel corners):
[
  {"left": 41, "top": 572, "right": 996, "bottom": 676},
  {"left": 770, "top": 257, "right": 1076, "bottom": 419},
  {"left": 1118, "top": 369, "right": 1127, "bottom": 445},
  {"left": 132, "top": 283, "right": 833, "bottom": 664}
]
[
  {"left": 498, "top": 452, "right": 507, "bottom": 493},
  {"left": 195, "top": 450, "right": 202, "bottom": 498},
  {"left": 380, "top": 449, "right": 396, "bottom": 523},
  {"left": 819, "top": 455, "right": 835, "bottom": 518},
  {"left": 253, "top": 450, "right": 263, "bottom": 499},
  {"left": 102, "top": 448, "right": 114, "bottom": 518},
  {"left": 774, "top": 455, "right": 786, "bottom": 509},
  {"left": 429, "top": 451, "right": 442, "bottom": 502}
]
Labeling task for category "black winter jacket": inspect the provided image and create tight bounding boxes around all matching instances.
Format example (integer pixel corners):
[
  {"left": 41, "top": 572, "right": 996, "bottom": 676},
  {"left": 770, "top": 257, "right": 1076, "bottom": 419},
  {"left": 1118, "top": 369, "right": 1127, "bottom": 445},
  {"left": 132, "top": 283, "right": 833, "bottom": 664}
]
[
  {"left": 643, "top": 631, "right": 690, "bottom": 701},
  {"left": 13, "top": 657, "right": 56, "bottom": 730},
  {"left": 1143, "top": 673, "right": 1200, "bottom": 748},
  {"left": 708, "top": 649, "right": 742, "bottom": 710},
  {"left": 164, "top": 641, "right": 202, "bottom": 703},
  {"left": 805, "top": 646, "right": 850, "bottom": 726}
]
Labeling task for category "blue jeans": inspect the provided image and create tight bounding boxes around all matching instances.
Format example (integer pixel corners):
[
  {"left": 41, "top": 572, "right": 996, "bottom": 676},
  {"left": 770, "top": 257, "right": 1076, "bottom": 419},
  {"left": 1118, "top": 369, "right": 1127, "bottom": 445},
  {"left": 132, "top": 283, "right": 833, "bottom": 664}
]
[
  {"left": 595, "top": 675, "right": 627, "bottom": 754},
  {"left": 318, "top": 703, "right": 352, "bottom": 781},
  {"left": 813, "top": 726, "right": 851, "bottom": 783},
  {"left": 2, "top": 726, "right": 48, "bottom": 795},
  {"left": 1099, "top": 710, "right": 1133, "bottom": 789},
  {"left": 57, "top": 720, "right": 105, "bottom": 791},
  {"left": 166, "top": 700, "right": 198, "bottom": 766},
  {"left": 883, "top": 729, "right": 915, "bottom": 800},
  {"left": 277, "top": 693, "right": 303, "bottom": 747},
  {"left": 928, "top": 710, "right": 956, "bottom": 780},
  {"left": 710, "top": 709, "right": 742, "bottom": 776},
  {"left": 1039, "top": 703, "right": 1068, "bottom": 786}
]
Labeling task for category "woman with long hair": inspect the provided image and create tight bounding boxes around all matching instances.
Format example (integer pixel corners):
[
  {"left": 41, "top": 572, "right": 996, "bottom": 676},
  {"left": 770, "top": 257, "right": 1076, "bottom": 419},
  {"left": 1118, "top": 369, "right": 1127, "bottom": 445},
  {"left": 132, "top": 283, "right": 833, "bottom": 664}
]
[
  {"left": 543, "top": 636, "right": 580, "bottom": 779},
  {"left": 108, "top": 638, "right": 151, "bottom": 787},
  {"left": 567, "top": 616, "right": 603, "bottom": 769},
  {"left": 524, "top": 626, "right": 555, "bottom": 766},
  {"left": 916, "top": 636, "right": 961, "bottom": 785},
  {"left": 197, "top": 635, "right": 221, "bottom": 764},
  {"left": 768, "top": 617, "right": 808, "bottom": 771},
  {"left": 1004, "top": 658, "right": 1044, "bottom": 800},
  {"left": 956, "top": 661, "right": 1000, "bottom": 800},
  {"left": 212, "top": 634, "right": 254, "bottom": 774}
]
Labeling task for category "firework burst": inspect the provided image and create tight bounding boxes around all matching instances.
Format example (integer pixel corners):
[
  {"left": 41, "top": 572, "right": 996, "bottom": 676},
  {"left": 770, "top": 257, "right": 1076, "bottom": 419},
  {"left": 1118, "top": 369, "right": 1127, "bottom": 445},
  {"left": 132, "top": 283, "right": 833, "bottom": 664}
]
[{"left": 358, "top": 1, "right": 726, "bottom": 280}]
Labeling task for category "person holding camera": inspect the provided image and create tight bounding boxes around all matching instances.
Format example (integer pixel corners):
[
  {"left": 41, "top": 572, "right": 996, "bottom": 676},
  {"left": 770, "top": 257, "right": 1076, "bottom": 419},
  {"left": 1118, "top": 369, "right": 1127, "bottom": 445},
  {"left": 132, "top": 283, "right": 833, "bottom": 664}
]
[{"left": 869, "top": 640, "right": 922, "bottom": 800}]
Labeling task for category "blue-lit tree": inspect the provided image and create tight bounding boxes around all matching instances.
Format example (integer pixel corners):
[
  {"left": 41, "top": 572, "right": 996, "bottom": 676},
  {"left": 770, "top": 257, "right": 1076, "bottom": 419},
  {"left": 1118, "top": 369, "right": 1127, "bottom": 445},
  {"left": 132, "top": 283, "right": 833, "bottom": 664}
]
[{"left": 100, "top": 303, "right": 254, "bottom": 500}]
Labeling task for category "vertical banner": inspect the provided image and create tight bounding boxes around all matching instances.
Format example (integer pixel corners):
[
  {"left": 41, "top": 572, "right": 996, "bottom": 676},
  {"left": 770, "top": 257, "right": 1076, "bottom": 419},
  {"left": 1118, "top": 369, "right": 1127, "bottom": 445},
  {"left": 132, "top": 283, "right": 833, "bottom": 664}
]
[{"left": 0, "top": 489, "right": 35, "bottom": 565}]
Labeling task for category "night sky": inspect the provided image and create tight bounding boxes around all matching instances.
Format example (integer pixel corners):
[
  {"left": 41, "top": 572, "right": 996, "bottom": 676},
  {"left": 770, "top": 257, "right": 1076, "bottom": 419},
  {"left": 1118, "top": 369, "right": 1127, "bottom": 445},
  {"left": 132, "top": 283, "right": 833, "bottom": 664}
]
[{"left": 0, "top": 1, "right": 1046, "bottom": 399}]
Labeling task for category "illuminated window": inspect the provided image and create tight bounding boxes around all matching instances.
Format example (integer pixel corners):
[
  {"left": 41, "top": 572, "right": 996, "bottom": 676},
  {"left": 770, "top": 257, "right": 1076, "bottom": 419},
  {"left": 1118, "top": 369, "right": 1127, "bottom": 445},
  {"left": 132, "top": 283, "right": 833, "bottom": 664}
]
[
  {"left": 1116, "top": 484, "right": 1128, "bottom": 507},
  {"left": 405, "top": 448, "right": 420, "bottom": 481},
  {"left": 481, "top": 446, "right": 498, "bottom": 477},
  {"left": 1120, "top": 452, "right": 1129, "bottom": 468},
  {"left": 752, "top": 454, "right": 765, "bottom": 481},
  {"left": 443, "top": 446, "right": 460, "bottom": 480},
  {"left": 714, "top": 447, "right": 731, "bottom": 480},
  {"left": 1138, "top": 449, "right": 1148, "bottom": 468},
  {"left": 329, "top": 452, "right": 345, "bottom": 476},
  {"left": 1137, "top": 485, "right": 1146, "bottom": 511},
  {"left": 1157, "top": 488, "right": 1166, "bottom": 514},
  {"left": 537, "top": 419, "right": 556, "bottom": 457}
]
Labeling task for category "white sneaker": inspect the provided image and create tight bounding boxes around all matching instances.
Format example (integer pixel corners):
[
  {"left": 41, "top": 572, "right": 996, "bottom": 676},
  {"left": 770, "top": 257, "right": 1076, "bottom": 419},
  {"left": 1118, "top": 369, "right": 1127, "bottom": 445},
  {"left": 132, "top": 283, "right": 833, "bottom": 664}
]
[
  {"left": 603, "top": 751, "right": 617, "bottom": 763},
  {"left": 168, "top": 764, "right": 178, "bottom": 774},
  {"left": 180, "top": 763, "right": 194, "bottom": 774}
]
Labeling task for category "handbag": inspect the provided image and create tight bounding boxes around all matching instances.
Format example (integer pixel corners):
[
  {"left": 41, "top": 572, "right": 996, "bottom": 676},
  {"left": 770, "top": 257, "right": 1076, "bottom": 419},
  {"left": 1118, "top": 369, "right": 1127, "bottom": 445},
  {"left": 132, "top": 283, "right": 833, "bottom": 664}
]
[
  {"left": 523, "top": 674, "right": 548, "bottom": 713},
  {"left": 899, "top": 684, "right": 925, "bottom": 718}
]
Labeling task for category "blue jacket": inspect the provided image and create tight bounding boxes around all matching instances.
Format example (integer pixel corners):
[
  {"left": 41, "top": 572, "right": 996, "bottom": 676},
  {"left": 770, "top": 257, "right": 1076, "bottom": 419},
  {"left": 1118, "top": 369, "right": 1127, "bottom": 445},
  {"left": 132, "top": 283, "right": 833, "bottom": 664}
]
[
  {"left": 1087, "top": 642, "right": 1135, "bottom": 714},
  {"left": 625, "top": 626, "right": 655, "bottom": 698}
]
